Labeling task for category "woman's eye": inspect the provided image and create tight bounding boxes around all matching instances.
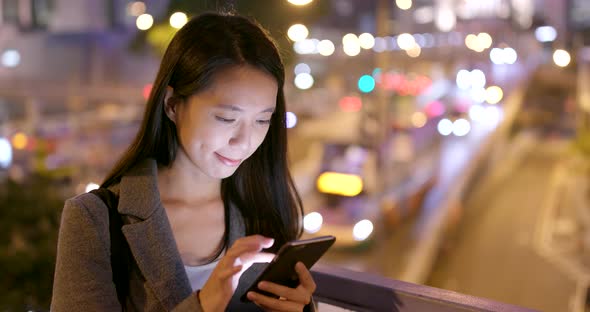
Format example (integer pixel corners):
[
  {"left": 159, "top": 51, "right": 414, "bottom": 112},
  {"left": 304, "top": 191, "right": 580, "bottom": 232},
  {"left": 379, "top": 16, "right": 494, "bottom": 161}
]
[
  {"left": 215, "top": 116, "right": 235, "bottom": 123},
  {"left": 257, "top": 120, "right": 271, "bottom": 125}
]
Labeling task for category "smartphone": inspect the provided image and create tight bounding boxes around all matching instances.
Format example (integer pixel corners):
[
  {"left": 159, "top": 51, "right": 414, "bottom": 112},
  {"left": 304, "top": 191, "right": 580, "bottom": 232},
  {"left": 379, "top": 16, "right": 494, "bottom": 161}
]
[{"left": 240, "top": 235, "right": 336, "bottom": 302}]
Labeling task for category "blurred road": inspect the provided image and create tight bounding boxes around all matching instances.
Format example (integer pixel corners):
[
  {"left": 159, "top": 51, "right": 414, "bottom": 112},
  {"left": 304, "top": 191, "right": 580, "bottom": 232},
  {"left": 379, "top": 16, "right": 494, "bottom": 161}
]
[{"left": 427, "top": 137, "right": 576, "bottom": 312}]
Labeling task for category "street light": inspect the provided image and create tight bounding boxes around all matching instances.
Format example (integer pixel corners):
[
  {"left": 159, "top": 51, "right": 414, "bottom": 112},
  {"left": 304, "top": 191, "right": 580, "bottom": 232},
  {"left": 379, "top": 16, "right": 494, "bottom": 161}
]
[
  {"left": 287, "top": 24, "right": 309, "bottom": 42},
  {"left": 553, "top": 49, "right": 571, "bottom": 67},
  {"left": 136, "top": 13, "right": 153, "bottom": 30}
]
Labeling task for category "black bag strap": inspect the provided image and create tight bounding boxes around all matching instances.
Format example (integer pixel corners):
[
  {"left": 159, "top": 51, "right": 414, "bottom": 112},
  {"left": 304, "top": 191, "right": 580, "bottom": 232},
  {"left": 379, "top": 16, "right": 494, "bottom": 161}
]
[{"left": 90, "top": 188, "right": 129, "bottom": 308}]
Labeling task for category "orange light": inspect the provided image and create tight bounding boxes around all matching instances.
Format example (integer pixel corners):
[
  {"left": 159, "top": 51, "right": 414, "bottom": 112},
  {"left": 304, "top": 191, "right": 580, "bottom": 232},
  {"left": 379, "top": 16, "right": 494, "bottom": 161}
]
[
  {"left": 339, "top": 96, "right": 362, "bottom": 112},
  {"left": 142, "top": 84, "right": 152, "bottom": 100},
  {"left": 12, "top": 132, "right": 28, "bottom": 150}
]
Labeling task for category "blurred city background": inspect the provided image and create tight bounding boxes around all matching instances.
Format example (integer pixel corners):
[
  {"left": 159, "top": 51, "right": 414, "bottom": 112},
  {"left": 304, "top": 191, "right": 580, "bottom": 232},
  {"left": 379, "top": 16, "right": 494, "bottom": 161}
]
[{"left": 0, "top": 0, "right": 589, "bottom": 311}]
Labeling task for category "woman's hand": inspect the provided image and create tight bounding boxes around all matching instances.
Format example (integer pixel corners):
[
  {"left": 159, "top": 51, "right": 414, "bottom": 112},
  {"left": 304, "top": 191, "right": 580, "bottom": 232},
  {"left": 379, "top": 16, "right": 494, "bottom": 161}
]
[
  {"left": 198, "top": 235, "right": 274, "bottom": 312},
  {"left": 246, "top": 262, "right": 316, "bottom": 312}
]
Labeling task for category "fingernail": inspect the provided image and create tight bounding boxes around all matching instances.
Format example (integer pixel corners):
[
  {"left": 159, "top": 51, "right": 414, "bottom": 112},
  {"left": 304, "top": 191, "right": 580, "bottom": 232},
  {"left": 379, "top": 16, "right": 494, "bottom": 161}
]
[
  {"left": 247, "top": 291, "right": 255, "bottom": 299},
  {"left": 258, "top": 281, "right": 267, "bottom": 289}
]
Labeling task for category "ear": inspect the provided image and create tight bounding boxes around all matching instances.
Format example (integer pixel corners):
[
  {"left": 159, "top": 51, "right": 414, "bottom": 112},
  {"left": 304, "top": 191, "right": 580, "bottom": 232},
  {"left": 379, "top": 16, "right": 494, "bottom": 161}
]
[{"left": 164, "top": 86, "right": 178, "bottom": 124}]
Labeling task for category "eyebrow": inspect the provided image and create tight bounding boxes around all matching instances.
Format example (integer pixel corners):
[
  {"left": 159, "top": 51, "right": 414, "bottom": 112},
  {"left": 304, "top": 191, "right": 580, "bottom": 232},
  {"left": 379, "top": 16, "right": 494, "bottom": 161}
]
[{"left": 218, "top": 104, "right": 275, "bottom": 113}]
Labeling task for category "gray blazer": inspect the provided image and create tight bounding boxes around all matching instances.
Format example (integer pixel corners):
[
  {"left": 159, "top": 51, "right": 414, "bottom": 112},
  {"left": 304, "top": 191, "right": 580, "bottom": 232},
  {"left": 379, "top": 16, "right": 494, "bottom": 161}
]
[{"left": 51, "top": 159, "right": 278, "bottom": 311}]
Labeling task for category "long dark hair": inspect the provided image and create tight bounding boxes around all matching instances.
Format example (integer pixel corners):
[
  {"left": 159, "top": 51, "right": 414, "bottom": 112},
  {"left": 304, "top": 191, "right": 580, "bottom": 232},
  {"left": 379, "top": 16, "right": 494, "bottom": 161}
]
[{"left": 101, "top": 12, "right": 303, "bottom": 253}]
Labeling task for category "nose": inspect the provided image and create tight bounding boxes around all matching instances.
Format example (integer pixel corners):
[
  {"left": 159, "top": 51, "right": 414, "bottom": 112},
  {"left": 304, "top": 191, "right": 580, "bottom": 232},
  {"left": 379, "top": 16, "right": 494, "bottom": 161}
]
[{"left": 228, "top": 122, "right": 251, "bottom": 152}]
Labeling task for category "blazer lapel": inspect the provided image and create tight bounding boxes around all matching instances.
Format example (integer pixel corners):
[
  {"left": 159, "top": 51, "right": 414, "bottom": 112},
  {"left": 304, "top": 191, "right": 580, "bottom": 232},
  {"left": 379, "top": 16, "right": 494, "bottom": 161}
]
[{"left": 116, "top": 159, "right": 193, "bottom": 310}]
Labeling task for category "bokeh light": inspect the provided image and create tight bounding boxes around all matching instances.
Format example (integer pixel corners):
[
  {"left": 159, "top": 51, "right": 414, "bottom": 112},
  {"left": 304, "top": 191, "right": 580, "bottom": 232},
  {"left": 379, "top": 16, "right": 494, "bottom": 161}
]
[
  {"left": 294, "top": 63, "right": 311, "bottom": 75},
  {"left": 288, "top": 24, "right": 309, "bottom": 42},
  {"left": 437, "top": 119, "right": 453, "bottom": 136},
  {"left": 453, "top": 119, "right": 471, "bottom": 136},
  {"left": 0, "top": 137, "right": 13, "bottom": 168},
  {"left": 553, "top": 49, "right": 571, "bottom": 67},
  {"left": 411, "top": 112, "right": 427, "bottom": 128},
  {"left": 136, "top": 13, "right": 154, "bottom": 30},
  {"left": 169, "top": 12, "right": 188, "bottom": 29},
  {"left": 358, "top": 75, "right": 376, "bottom": 93},
  {"left": 485, "top": 86, "right": 504, "bottom": 104},
  {"left": 286, "top": 112, "right": 298, "bottom": 128},
  {"left": 353, "top": 220, "right": 374, "bottom": 241},
  {"left": 304, "top": 212, "right": 323, "bottom": 234},
  {"left": 1, "top": 49, "right": 20, "bottom": 68},
  {"left": 294, "top": 73, "right": 314, "bottom": 90},
  {"left": 288, "top": 0, "right": 313, "bottom": 5},
  {"left": 317, "top": 40, "right": 335, "bottom": 56},
  {"left": 396, "top": 0, "right": 412, "bottom": 10},
  {"left": 11, "top": 132, "right": 28, "bottom": 150},
  {"left": 359, "top": 33, "right": 375, "bottom": 49}
]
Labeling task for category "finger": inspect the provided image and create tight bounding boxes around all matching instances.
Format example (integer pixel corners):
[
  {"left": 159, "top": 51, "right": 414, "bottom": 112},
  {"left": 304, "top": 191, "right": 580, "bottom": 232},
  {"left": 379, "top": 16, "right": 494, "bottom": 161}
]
[
  {"left": 257, "top": 281, "right": 307, "bottom": 304},
  {"left": 247, "top": 291, "right": 303, "bottom": 312},
  {"left": 295, "top": 262, "right": 316, "bottom": 294},
  {"left": 226, "top": 236, "right": 275, "bottom": 260},
  {"left": 217, "top": 265, "right": 243, "bottom": 280}
]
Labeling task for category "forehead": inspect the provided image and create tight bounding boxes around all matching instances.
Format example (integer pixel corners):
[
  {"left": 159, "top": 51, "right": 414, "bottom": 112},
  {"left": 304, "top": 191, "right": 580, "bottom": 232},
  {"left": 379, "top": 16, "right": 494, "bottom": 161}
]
[{"left": 201, "top": 65, "right": 278, "bottom": 109}]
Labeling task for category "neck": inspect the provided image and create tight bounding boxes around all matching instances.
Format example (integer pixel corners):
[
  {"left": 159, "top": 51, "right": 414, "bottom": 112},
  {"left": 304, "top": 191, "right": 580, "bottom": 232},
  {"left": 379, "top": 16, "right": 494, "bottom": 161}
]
[{"left": 157, "top": 154, "right": 221, "bottom": 206}]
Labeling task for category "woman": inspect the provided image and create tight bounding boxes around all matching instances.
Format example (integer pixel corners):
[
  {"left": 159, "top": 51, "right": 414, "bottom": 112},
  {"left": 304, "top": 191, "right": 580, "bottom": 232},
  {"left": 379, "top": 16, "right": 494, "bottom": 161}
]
[{"left": 51, "top": 12, "right": 316, "bottom": 311}]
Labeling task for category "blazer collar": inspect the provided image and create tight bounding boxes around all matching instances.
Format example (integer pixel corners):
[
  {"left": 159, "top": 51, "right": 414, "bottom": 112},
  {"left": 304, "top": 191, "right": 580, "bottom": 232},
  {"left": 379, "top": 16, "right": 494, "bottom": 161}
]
[{"left": 116, "top": 158, "right": 193, "bottom": 309}]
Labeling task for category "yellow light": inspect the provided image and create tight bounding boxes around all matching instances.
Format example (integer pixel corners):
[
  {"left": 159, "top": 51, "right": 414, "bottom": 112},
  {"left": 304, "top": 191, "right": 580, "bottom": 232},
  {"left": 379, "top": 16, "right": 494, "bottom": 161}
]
[
  {"left": 358, "top": 33, "right": 375, "bottom": 49},
  {"left": 553, "top": 49, "right": 571, "bottom": 67},
  {"left": 411, "top": 112, "right": 427, "bottom": 128},
  {"left": 317, "top": 39, "right": 335, "bottom": 56},
  {"left": 136, "top": 13, "right": 153, "bottom": 30},
  {"left": 317, "top": 172, "right": 363, "bottom": 197},
  {"left": 465, "top": 34, "right": 478, "bottom": 50},
  {"left": 287, "top": 0, "right": 313, "bottom": 5},
  {"left": 287, "top": 24, "right": 309, "bottom": 42},
  {"left": 406, "top": 44, "right": 421, "bottom": 57},
  {"left": 396, "top": 0, "right": 413, "bottom": 10},
  {"left": 485, "top": 86, "right": 504, "bottom": 104},
  {"left": 478, "top": 32, "right": 493, "bottom": 49},
  {"left": 11, "top": 132, "right": 27, "bottom": 150},
  {"left": 169, "top": 12, "right": 188, "bottom": 29}
]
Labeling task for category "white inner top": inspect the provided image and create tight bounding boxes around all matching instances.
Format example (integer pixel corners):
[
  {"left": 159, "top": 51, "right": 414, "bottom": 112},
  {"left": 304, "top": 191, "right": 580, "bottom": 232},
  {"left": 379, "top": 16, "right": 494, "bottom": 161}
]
[{"left": 184, "top": 260, "right": 220, "bottom": 291}]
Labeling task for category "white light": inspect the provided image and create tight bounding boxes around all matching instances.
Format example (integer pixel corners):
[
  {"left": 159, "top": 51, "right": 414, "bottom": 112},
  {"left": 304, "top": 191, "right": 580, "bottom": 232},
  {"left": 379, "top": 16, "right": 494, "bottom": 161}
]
[
  {"left": 294, "top": 63, "right": 311, "bottom": 75},
  {"left": 317, "top": 39, "right": 335, "bottom": 56},
  {"left": 359, "top": 33, "right": 375, "bottom": 49},
  {"left": 288, "top": 24, "right": 309, "bottom": 42},
  {"left": 288, "top": 0, "right": 313, "bottom": 5},
  {"left": 435, "top": 8, "right": 456, "bottom": 32},
  {"left": 484, "top": 106, "right": 502, "bottom": 126},
  {"left": 535, "top": 26, "right": 557, "bottom": 43},
  {"left": 469, "top": 104, "right": 485, "bottom": 122},
  {"left": 397, "top": 33, "right": 416, "bottom": 50},
  {"left": 286, "top": 111, "right": 298, "bottom": 129},
  {"left": 136, "top": 13, "right": 153, "bottom": 30},
  {"left": 343, "top": 42, "right": 361, "bottom": 56},
  {"left": 470, "top": 69, "right": 486, "bottom": 89},
  {"left": 0, "top": 137, "right": 12, "bottom": 168},
  {"left": 294, "top": 73, "right": 314, "bottom": 90},
  {"left": 456, "top": 69, "right": 471, "bottom": 90},
  {"left": 1, "top": 49, "right": 20, "bottom": 68},
  {"left": 353, "top": 219, "right": 374, "bottom": 241},
  {"left": 373, "top": 37, "right": 387, "bottom": 52},
  {"left": 342, "top": 33, "right": 359, "bottom": 45},
  {"left": 553, "top": 49, "right": 571, "bottom": 67},
  {"left": 293, "top": 39, "right": 317, "bottom": 54},
  {"left": 396, "top": 0, "right": 412, "bottom": 10},
  {"left": 169, "top": 12, "right": 188, "bottom": 29},
  {"left": 304, "top": 212, "right": 323, "bottom": 233},
  {"left": 490, "top": 48, "right": 504, "bottom": 64},
  {"left": 470, "top": 87, "right": 487, "bottom": 103},
  {"left": 414, "top": 6, "right": 434, "bottom": 24},
  {"left": 437, "top": 119, "right": 454, "bottom": 136},
  {"left": 503, "top": 48, "right": 517, "bottom": 64},
  {"left": 453, "top": 119, "right": 471, "bottom": 136},
  {"left": 406, "top": 44, "right": 421, "bottom": 58},
  {"left": 85, "top": 183, "right": 100, "bottom": 193}
]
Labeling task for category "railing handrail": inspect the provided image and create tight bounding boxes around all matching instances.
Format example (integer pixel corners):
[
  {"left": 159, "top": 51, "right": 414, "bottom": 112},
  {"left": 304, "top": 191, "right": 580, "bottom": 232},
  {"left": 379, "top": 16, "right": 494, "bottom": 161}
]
[{"left": 311, "top": 264, "right": 539, "bottom": 312}]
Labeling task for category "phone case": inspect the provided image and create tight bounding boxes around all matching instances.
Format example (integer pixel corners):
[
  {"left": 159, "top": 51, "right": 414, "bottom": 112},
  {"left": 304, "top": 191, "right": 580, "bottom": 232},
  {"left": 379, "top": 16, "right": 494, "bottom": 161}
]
[{"left": 240, "top": 235, "right": 336, "bottom": 302}]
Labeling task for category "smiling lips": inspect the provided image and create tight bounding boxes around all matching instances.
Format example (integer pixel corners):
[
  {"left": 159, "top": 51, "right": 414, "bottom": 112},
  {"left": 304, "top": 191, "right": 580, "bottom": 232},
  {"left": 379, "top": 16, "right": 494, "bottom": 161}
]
[{"left": 215, "top": 153, "right": 242, "bottom": 167}]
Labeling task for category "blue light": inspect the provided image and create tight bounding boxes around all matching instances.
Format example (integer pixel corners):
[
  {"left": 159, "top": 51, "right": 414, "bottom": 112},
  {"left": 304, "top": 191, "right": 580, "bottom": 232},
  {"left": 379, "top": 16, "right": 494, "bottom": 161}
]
[{"left": 358, "top": 75, "right": 375, "bottom": 93}]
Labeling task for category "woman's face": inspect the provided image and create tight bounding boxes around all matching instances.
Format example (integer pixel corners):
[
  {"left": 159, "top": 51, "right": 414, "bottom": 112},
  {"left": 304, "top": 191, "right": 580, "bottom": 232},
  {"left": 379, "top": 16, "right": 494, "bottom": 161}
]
[{"left": 172, "top": 65, "right": 278, "bottom": 179}]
